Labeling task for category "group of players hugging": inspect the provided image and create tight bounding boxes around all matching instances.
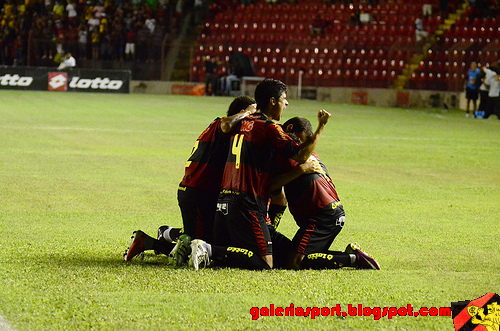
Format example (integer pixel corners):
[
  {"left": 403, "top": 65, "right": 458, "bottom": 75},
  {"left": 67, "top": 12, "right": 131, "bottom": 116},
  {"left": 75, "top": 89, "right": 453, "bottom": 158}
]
[{"left": 124, "top": 78, "right": 380, "bottom": 271}]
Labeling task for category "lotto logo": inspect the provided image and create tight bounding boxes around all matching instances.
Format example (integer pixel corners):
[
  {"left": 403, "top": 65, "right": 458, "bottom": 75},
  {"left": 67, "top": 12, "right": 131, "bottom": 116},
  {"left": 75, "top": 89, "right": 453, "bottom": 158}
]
[
  {"left": 48, "top": 72, "right": 68, "bottom": 91},
  {"left": 0, "top": 74, "right": 33, "bottom": 86}
]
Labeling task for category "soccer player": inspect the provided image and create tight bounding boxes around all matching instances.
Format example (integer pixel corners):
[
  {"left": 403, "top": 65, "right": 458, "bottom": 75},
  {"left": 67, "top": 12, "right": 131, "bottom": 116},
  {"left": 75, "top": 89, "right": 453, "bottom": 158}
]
[
  {"left": 124, "top": 96, "right": 257, "bottom": 262},
  {"left": 276, "top": 117, "right": 380, "bottom": 270},
  {"left": 183, "top": 117, "right": 380, "bottom": 271},
  {"left": 211, "top": 79, "right": 331, "bottom": 269}
]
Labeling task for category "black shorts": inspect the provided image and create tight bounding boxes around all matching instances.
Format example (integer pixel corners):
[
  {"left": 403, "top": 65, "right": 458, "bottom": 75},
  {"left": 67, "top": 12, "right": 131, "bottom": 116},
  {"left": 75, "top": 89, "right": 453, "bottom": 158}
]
[
  {"left": 466, "top": 87, "right": 479, "bottom": 101},
  {"left": 479, "top": 90, "right": 490, "bottom": 112},
  {"left": 214, "top": 195, "right": 272, "bottom": 257},
  {"left": 177, "top": 185, "right": 218, "bottom": 242},
  {"left": 292, "top": 204, "right": 345, "bottom": 255}
]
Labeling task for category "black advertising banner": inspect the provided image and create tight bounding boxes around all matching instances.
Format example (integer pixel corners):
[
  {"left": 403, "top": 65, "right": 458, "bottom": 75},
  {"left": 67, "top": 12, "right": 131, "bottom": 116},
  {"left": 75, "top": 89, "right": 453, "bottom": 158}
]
[{"left": 0, "top": 67, "right": 130, "bottom": 93}]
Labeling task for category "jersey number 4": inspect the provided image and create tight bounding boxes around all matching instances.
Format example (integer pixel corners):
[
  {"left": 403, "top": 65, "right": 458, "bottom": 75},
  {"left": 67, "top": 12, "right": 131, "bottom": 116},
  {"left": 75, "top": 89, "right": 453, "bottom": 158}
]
[
  {"left": 185, "top": 140, "right": 199, "bottom": 168},
  {"left": 232, "top": 134, "right": 244, "bottom": 169}
]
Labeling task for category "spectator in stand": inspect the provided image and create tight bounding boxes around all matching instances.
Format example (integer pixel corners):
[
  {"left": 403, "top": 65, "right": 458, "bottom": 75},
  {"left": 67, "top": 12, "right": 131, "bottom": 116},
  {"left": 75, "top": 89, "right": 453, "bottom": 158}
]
[
  {"left": 99, "top": 31, "right": 112, "bottom": 60},
  {"left": 3, "top": 0, "right": 170, "bottom": 66},
  {"left": 87, "top": 13, "right": 100, "bottom": 33},
  {"left": 66, "top": 0, "right": 78, "bottom": 24},
  {"left": 204, "top": 56, "right": 217, "bottom": 96},
  {"left": 12, "top": 35, "right": 24, "bottom": 66},
  {"left": 193, "top": 0, "right": 204, "bottom": 26},
  {"left": 52, "top": 1, "right": 64, "bottom": 19},
  {"left": 99, "top": 13, "right": 109, "bottom": 34},
  {"left": 125, "top": 26, "right": 137, "bottom": 61},
  {"left": 415, "top": 16, "right": 429, "bottom": 42},
  {"left": 150, "top": 23, "right": 165, "bottom": 62},
  {"left": 423, "top": 3, "right": 433, "bottom": 17},
  {"left": 3, "top": 0, "right": 15, "bottom": 17},
  {"left": 136, "top": 22, "right": 150, "bottom": 62},
  {"left": 66, "top": 23, "right": 79, "bottom": 56},
  {"left": 77, "top": 23, "right": 88, "bottom": 59},
  {"left": 93, "top": 1, "right": 105, "bottom": 19},
  {"left": 311, "top": 14, "right": 325, "bottom": 37},
  {"left": 83, "top": 2, "right": 94, "bottom": 21},
  {"left": 110, "top": 29, "right": 124, "bottom": 61},
  {"left": 225, "top": 67, "right": 239, "bottom": 96},
  {"left": 465, "top": 61, "right": 481, "bottom": 118},
  {"left": 123, "top": 12, "right": 136, "bottom": 31},
  {"left": 91, "top": 28, "right": 100, "bottom": 59},
  {"left": 57, "top": 52, "right": 76, "bottom": 69},
  {"left": 41, "top": 17, "right": 55, "bottom": 60},
  {"left": 144, "top": 13, "right": 156, "bottom": 34}
]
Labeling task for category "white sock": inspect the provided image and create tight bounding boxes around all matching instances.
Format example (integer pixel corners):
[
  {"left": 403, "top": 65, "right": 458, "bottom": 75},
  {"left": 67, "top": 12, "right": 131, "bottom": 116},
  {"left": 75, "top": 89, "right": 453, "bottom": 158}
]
[
  {"left": 350, "top": 254, "right": 356, "bottom": 266},
  {"left": 203, "top": 242, "right": 212, "bottom": 257},
  {"left": 162, "top": 227, "right": 174, "bottom": 242}
]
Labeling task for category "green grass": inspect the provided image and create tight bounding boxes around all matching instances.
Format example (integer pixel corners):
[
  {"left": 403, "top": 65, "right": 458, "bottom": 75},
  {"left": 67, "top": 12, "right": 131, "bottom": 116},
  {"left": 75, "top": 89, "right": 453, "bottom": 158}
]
[{"left": 0, "top": 91, "right": 499, "bottom": 330}]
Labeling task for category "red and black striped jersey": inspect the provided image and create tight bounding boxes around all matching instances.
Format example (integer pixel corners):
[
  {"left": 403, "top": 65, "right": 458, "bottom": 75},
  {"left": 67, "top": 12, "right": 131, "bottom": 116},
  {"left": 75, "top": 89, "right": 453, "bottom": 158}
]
[
  {"left": 220, "top": 113, "right": 300, "bottom": 211},
  {"left": 283, "top": 152, "right": 341, "bottom": 222},
  {"left": 180, "top": 117, "right": 231, "bottom": 193}
]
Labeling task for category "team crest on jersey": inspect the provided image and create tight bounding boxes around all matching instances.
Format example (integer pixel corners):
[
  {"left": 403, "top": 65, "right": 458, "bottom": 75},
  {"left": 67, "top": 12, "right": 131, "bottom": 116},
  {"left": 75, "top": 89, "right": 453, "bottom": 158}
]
[{"left": 452, "top": 293, "right": 500, "bottom": 331}]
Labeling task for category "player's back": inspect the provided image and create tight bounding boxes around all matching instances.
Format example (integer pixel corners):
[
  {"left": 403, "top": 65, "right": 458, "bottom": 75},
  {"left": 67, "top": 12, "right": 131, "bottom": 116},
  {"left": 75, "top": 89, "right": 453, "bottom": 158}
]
[
  {"left": 181, "top": 118, "right": 231, "bottom": 193},
  {"left": 285, "top": 153, "right": 340, "bottom": 220},
  {"left": 220, "top": 113, "right": 298, "bottom": 210}
]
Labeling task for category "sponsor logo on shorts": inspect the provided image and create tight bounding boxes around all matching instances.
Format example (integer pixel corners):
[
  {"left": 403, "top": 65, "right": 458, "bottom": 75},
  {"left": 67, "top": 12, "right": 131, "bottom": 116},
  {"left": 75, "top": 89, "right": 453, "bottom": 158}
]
[
  {"left": 217, "top": 202, "right": 228, "bottom": 215},
  {"left": 336, "top": 216, "right": 345, "bottom": 227},
  {"left": 227, "top": 247, "right": 253, "bottom": 257}
]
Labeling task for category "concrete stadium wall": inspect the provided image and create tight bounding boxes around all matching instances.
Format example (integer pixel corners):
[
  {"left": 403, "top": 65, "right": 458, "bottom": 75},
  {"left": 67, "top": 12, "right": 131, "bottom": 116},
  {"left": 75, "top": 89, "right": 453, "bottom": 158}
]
[{"left": 130, "top": 80, "right": 466, "bottom": 110}]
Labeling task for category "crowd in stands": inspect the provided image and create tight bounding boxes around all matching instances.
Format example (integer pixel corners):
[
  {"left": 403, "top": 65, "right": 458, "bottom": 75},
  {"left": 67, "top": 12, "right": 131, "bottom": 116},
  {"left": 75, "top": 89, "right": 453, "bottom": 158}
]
[{"left": 0, "top": 0, "right": 195, "bottom": 67}]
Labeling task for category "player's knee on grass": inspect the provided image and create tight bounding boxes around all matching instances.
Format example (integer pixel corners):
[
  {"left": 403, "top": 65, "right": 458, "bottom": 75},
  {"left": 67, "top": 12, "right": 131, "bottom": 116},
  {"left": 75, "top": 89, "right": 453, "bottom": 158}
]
[{"left": 289, "top": 252, "right": 306, "bottom": 270}]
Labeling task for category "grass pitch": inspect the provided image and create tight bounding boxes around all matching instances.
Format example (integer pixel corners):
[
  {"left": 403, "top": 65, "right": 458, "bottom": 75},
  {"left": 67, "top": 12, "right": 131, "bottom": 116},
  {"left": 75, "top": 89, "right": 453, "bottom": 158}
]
[{"left": 0, "top": 91, "right": 499, "bottom": 330}]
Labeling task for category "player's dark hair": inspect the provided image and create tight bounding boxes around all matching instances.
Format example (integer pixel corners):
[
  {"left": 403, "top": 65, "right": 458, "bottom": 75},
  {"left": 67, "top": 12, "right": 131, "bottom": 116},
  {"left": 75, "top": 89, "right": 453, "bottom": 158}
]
[
  {"left": 227, "top": 96, "right": 256, "bottom": 116},
  {"left": 254, "top": 79, "right": 287, "bottom": 111},
  {"left": 283, "top": 117, "right": 313, "bottom": 138}
]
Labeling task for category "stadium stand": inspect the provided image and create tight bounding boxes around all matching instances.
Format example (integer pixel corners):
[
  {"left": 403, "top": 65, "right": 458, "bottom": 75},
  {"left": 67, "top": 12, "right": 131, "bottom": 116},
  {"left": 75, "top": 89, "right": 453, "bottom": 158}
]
[
  {"left": 409, "top": 15, "right": 500, "bottom": 90},
  {"left": 0, "top": 0, "right": 182, "bottom": 80},
  {"left": 2, "top": 0, "right": 498, "bottom": 89},
  {"left": 190, "top": 0, "right": 499, "bottom": 92}
]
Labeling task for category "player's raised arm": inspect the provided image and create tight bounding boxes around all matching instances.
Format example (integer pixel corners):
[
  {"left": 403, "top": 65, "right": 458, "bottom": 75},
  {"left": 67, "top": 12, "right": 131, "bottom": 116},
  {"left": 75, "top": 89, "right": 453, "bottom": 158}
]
[
  {"left": 220, "top": 103, "right": 257, "bottom": 133},
  {"left": 292, "top": 109, "right": 331, "bottom": 163}
]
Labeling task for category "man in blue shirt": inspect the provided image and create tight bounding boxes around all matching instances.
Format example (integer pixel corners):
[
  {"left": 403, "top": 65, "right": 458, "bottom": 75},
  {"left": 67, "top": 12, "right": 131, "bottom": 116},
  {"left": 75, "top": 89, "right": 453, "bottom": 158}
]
[{"left": 465, "top": 62, "right": 481, "bottom": 118}]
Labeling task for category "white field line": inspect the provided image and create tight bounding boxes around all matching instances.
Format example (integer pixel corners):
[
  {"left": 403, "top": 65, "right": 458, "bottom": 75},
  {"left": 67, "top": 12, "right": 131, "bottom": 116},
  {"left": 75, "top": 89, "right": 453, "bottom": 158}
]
[{"left": 0, "top": 315, "right": 15, "bottom": 331}]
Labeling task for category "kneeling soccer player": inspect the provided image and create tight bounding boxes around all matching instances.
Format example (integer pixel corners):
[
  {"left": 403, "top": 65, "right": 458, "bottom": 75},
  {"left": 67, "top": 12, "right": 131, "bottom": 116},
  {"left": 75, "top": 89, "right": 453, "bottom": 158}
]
[
  {"left": 273, "top": 116, "right": 380, "bottom": 270},
  {"left": 123, "top": 96, "right": 257, "bottom": 264},
  {"left": 165, "top": 117, "right": 380, "bottom": 271}
]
